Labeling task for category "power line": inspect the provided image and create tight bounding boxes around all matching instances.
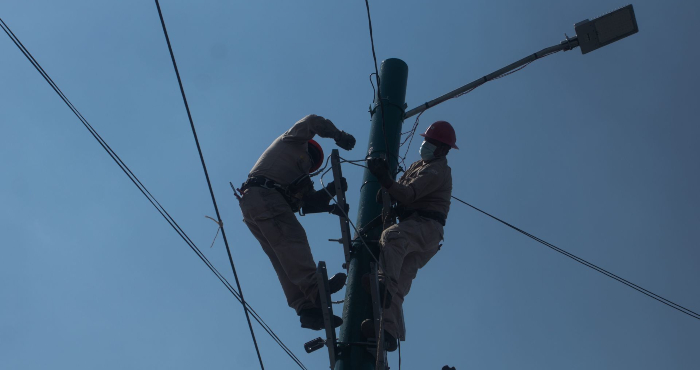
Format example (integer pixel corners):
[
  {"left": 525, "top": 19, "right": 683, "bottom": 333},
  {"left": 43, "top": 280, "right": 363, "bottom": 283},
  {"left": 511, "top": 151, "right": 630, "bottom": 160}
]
[
  {"left": 364, "top": 0, "right": 391, "bottom": 162},
  {"left": 451, "top": 195, "right": 700, "bottom": 321},
  {"left": 0, "top": 17, "right": 308, "bottom": 370},
  {"left": 153, "top": 2, "right": 265, "bottom": 369}
]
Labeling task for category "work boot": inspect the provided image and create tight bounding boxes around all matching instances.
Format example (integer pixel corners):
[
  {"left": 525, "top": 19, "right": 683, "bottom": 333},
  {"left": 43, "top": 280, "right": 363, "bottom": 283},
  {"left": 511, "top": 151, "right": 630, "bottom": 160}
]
[
  {"left": 299, "top": 308, "right": 343, "bottom": 331},
  {"left": 361, "top": 273, "right": 392, "bottom": 308},
  {"left": 329, "top": 272, "right": 347, "bottom": 295},
  {"left": 313, "top": 273, "right": 346, "bottom": 310},
  {"left": 360, "top": 319, "right": 398, "bottom": 352}
]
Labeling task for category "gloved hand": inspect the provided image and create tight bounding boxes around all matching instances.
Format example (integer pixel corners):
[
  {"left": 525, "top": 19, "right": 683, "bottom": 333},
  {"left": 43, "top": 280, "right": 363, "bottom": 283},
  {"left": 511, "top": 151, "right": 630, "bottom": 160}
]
[
  {"left": 330, "top": 203, "right": 350, "bottom": 217},
  {"left": 367, "top": 158, "right": 393, "bottom": 188},
  {"left": 324, "top": 177, "right": 348, "bottom": 197},
  {"left": 375, "top": 188, "right": 395, "bottom": 205},
  {"left": 335, "top": 131, "right": 356, "bottom": 151}
]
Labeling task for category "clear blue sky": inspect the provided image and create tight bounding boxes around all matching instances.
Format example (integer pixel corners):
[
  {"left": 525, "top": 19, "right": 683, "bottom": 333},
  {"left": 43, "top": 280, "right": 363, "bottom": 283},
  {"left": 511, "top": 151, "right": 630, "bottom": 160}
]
[{"left": 2, "top": 1, "right": 698, "bottom": 369}]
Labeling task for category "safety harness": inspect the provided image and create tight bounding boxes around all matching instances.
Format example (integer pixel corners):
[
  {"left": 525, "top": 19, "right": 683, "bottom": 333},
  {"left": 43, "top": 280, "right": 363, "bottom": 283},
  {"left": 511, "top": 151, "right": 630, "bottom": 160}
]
[
  {"left": 239, "top": 174, "right": 313, "bottom": 212},
  {"left": 395, "top": 207, "right": 447, "bottom": 226}
]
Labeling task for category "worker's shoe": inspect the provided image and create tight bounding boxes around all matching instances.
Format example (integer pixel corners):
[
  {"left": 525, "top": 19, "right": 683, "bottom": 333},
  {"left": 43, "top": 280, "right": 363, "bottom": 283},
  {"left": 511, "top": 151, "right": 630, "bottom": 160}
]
[
  {"left": 360, "top": 319, "right": 398, "bottom": 352},
  {"left": 329, "top": 272, "right": 347, "bottom": 295},
  {"left": 361, "top": 273, "right": 393, "bottom": 308},
  {"left": 299, "top": 308, "right": 343, "bottom": 331}
]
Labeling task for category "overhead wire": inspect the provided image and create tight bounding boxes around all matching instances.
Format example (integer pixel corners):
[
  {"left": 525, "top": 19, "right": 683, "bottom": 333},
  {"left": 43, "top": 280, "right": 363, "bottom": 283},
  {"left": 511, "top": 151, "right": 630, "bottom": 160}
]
[
  {"left": 153, "top": 1, "right": 265, "bottom": 368},
  {"left": 340, "top": 157, "right": 369, "bottom": 170},
  {"left": 0, "top": 16, "right": 308, "bottom": 370},
  {"left": 451, "top": 195, "right": 700, "bottom": 321},
  {"left": 364, "top": 0, "right": 391, "bottom": 160}
]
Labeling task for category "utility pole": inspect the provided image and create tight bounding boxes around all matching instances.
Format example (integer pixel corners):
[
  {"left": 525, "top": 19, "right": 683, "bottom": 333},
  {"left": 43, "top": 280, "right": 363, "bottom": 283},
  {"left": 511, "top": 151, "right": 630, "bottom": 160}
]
[
  {"left": 334, "top": 6, "right": 638, "bottom": 370},
  {"left": 335, "top": 58, "right": 408, "bottom": 370}
]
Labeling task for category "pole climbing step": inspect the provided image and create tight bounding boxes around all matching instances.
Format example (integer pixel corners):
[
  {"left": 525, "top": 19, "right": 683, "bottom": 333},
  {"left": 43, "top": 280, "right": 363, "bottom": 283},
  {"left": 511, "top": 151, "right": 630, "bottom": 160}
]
[
  {"left": 368, "top": 262, "right": 388, "bottom": 370},
  {"left": 303, "top": 261, "right": 338, "bottom": 369}
]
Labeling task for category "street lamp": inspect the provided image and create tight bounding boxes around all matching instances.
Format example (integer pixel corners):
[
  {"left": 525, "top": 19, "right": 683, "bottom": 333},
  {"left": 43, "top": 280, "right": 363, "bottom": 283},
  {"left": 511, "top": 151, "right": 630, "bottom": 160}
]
[
  {"left": 404, "top": 4, "right": 640, "bottom": 119},
  {"left": 575, "top": 5, "right": 639, "bottom": 54}
]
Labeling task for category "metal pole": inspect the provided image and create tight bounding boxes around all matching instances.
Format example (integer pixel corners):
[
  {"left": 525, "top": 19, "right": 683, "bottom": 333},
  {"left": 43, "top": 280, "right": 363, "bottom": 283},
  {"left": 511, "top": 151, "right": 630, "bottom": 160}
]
[
  {"left": 404, "top": 37, "right": 580, "bottom": 119},
  {"left": 335, "top": 58, "right": 408, "bottom": 370}
]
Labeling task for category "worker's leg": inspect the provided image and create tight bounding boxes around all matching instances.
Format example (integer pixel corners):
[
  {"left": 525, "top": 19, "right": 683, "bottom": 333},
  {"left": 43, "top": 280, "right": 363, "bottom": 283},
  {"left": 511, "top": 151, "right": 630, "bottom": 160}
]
[
  {"left": 240, "top": 187, "right": 318, "bottom": 313},
  {"left": 243, "top": 218, "right": 308, "bottom": 311},
  {"left": 383, "top": 245, "right": 440, "bottom": 338},
  {"left": 378, "top": 223, "right": 411, "bottom": 300},
  {"left": 381, "top": 215, "right": 443, "bottom": 339}
]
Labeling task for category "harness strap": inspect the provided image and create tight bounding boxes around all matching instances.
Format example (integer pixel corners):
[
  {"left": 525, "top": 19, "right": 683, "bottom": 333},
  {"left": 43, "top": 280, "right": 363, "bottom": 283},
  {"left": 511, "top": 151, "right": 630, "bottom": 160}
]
[
  {"left": 240, "top": 176, "right": 282, "bottom": 192},
  {"left": 396, "top": 208, "right": 447, "bottom": 226},
  {"left": 240, "top": 176, "right": 305, "bottom": 213}
]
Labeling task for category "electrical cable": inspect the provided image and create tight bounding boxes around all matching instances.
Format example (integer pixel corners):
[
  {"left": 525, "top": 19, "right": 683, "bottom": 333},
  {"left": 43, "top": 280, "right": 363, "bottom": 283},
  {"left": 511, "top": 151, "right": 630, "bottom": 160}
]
[
  {"left": 340, "top": 158, "right": 369, "bottom": 170},
  {"left": 397, "top": 110, "right": 424, "bottom": 169},
  {"left": 153, "top": 1, "right": 265, "bottom": 368},
  {"left": 364, "top": 0, "right": 391, "bottom": 158},
  {"left": 398, "top": 340, "right": 401, "bottom": 370},
  {"left": 451, "top": 195, "right": 700, "bottom": 321},
  {"left": 339, "top": 158, "right": 369, "bottom": 163},
  {"left": 0, "top": 17, "right": 308, "bottom": 370},
  {"left": 310, "top": 155, "right": 332, "bottom": 178}
]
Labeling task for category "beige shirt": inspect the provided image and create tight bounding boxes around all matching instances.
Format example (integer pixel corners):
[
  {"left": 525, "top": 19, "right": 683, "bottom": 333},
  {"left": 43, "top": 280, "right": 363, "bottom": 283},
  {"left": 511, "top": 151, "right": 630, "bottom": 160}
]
[
  {"left": 248, "top": 114, "right": 340, "bottom": 186},
  {"left": 387, "top": 156, "right": 452, "bottom": 216}
]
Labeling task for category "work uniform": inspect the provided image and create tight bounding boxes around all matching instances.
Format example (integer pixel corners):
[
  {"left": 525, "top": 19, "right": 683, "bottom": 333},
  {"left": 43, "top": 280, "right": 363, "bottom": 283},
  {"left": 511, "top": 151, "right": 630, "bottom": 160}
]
[
  {"left": 380, "top": 156, "right": 452, "bottom": 339},
  {"left": 239, "top": 114, "right": 341, "bottom": 313}
]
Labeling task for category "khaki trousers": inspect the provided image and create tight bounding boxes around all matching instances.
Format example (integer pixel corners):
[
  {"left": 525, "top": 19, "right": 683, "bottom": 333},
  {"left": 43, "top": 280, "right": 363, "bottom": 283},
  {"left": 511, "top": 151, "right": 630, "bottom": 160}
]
[
  {"left": 239, "top": 187, "right": 318, "bottom": 314},
  {"left": 379, "top": 214, "right": 443, "bottom": 338}
]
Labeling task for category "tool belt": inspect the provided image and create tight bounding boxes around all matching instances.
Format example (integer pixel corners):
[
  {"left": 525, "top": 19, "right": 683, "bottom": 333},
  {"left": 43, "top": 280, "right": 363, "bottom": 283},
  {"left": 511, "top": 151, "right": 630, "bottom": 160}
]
[
  {"left": 395, "top": 207, "right": 447, "bottom": 226},
  {"left": 240, "top": 176, "right": 282, "bottom": 192},
  {"left": 240, "top": 175, "right": 312, "bottom": 212}
]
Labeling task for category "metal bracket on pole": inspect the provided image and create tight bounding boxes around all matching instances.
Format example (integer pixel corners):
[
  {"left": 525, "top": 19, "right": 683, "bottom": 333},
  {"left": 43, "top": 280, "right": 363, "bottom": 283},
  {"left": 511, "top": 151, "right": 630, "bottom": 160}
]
[
  {"left": 369, "top": 262, "right": 387, "bottom": 370},
  {"left": 331, "top": 149, "right": 353, "bottom": 266}
]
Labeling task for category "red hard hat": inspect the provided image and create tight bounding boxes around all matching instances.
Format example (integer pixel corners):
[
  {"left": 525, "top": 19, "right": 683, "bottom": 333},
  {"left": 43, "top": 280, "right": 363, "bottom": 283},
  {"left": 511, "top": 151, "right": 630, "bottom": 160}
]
[
  {"left": 308, "top": 139, "right": 324, "bottom": 173},
  {"left": 420, "top": 121, "right": 459, "bottom": 149}
]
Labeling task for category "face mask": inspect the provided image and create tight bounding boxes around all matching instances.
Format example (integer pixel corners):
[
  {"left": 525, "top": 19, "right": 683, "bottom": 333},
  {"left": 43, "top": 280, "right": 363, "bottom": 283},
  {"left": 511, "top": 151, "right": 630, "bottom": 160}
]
[{"left": 419, "top": 141, "right": 437, "bottom": 161}]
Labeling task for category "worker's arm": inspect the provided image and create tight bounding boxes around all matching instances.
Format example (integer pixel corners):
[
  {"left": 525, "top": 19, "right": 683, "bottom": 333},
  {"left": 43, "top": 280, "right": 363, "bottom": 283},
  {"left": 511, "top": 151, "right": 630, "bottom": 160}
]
[
  {"left": 300, "top": 178, "right": 349, "bottom": 214},
  {"left": 386, "top": 165, "right": 444, "bottom": 205},
  {"left": 368, "top": 158, "right": 442, "bottom": 204},
  {"left": 283, "top": 114, "right": 340, "bottom": 141},
  {"left": 283, "top": 114, "right": 355, "bottom": 150}
]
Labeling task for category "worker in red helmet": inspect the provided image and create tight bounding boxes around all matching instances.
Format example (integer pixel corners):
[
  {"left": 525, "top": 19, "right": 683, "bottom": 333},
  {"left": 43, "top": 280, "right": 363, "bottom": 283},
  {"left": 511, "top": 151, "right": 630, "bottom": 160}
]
[
  {"left": 365, "top": 120, "right": 457, "bottom": 351},
  {"left": 237, "top": 114, "right": 356, "bottom": 330}
]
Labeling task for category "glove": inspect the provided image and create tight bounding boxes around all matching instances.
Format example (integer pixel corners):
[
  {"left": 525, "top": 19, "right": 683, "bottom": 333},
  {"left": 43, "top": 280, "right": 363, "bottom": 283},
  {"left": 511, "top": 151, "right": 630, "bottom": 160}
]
[
  {"left": 335, "top": 131, "right": 356, "bottom": 151},
  {"left": 325, "top": 177, "right": 348, "bottom": 197},
  {"left": 375, "top": 188, "right": 395, "bottom": 205},
  {"left": 330, "top": 203, "right": 350, "bottom": 217},
  {"left": 367, "top": 158, "right": 393, "bottom": 188},
  {"left": 301, "top": 202, "right": 333, "bottom": 215}
]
